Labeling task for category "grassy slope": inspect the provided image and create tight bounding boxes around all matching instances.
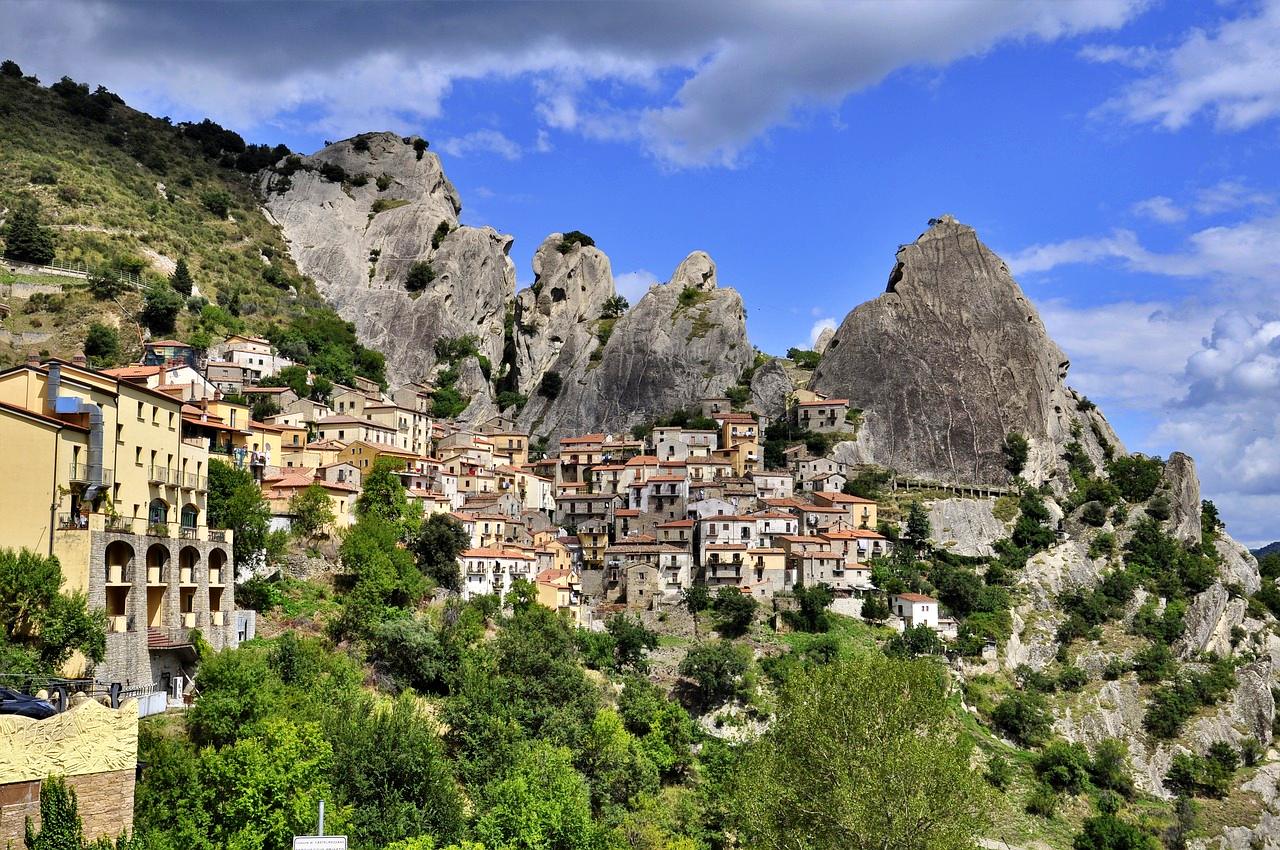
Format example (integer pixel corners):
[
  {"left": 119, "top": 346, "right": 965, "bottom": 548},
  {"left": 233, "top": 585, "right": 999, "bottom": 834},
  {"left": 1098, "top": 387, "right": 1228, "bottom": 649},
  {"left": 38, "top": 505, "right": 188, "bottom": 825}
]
[{"left": 0, "top": 72, "right": 334, "bottom": 367}]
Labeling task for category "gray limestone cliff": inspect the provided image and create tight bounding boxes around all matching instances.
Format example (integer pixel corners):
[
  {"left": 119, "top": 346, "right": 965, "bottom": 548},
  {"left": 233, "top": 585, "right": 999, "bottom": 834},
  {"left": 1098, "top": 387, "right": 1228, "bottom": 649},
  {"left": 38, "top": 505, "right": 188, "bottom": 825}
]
[
  {"left": 522, "top": 251, "right": 752, "bottom": 441},
  {"left": 259, "top": 132, "right": 514, "bottom": 386},
  {"left": 511, "top": 235, "right": 616, "bottom": 400},
  {"left": 812, "top": 216, "right": 1119, "bottom": 488}
]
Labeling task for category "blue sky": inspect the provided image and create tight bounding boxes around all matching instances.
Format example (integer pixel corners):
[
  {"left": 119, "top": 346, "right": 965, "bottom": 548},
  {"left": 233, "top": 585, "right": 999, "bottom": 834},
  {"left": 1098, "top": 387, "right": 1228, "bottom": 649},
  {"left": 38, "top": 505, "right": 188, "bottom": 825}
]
[{"left": 3, "top": 0, "right": 1278, "bottom": 544}]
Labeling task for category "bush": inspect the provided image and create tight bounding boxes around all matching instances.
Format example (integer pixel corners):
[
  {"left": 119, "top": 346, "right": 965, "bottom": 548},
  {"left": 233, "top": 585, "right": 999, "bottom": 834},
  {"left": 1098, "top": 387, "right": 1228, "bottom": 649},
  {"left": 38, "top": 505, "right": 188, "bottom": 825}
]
[
  {"left": 678, "top": 640, "right": 752, "bottom": 707},
  {"left": 1036, "top": 739, "right": 1092, "bottom": 793},
  {"left": 83, "top": 322, "right": 121, "bottom": 366},
  {"left": 1131, "top": 642, "right": 1176, "bottom": 684},
  {"left": 319, "top": 161, "right": 348, "bottom": 182},
  {"left": 405, "top": 261, "right": 435, "bottom": 293},
  {"left": 538, "top": 370, "right": 563, "bottom": 399},
  {"left": 1089, "top": 532, "right": 1117, "bottom": 560},
  {"left": 1057, "top": 666, "right": 1089, "bottom": 691},
  {"left": 712, "top": 586, "right": 757, "bottom": 637},
  {"left": 1081, "top": 500, "right": 1108, "bottom": 527},
  {"left": 1164, "top": 748, "right": 1236, "bottom": 798},
  {"left": 784, "top": 583, "right": 835, "bottom": 633},
  {"left": 413, "top": 138, "right": 428, "bottom": 160},
  {"left": 141, "top": 285, "right": 184, "bottom": 334},
  {"left": 985, "top": 754, "right": 1012, "bottom": 790},
  {"left": 1089, "top": 739, "right": 1135, "bottom": 798},
  {"left": 1003, "top": 432, "right": 1029, "bottom": 477},
  {"left": 785, "top": 347, "right": 822, "bottom": 369},
  {"left": 1025, "top": 783, "right": 1058, "bottom": 818},
  {"left": 431, "top": 219, "right": 451, "bottom": 249},
  {"left": 993, "top": 690, "right": 1052, "bottom": 747},
  {"left": 495, "top": 390, "right": 527, "bottom": 412},
  {"left": 200, "top": 189, "right": 232, "bottom": 217},
  {"left": 556, "top": 230, "right": 595, "bottom": 253},
  {"left": 1108, "top": 455, "right": 1164, "bottom": 502}
]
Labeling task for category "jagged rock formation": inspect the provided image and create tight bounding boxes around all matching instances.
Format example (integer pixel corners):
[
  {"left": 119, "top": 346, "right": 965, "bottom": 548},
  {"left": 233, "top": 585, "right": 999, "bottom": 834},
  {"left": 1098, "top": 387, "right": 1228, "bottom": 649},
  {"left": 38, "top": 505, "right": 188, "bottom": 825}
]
[
  {"left": 259, "top": 133, "right": 514, "bottom": 385},
  {"left": 813, "top": 326, "right": 835, "bottom": 354},
  {"left": 522, "top": 252, "right": 752, "bottom": 441},
  {"left": 1161, "top": 452, "right": 1203, "bottom": 545},
  {"left": 511, "top": 235, "right": 616, "bottom": 399},
  {"left": 749, "top": 358, "right": 793, "bottom": 420},
  {"left": 812, "top": 216, "right": 1119, "bottom": 488}
]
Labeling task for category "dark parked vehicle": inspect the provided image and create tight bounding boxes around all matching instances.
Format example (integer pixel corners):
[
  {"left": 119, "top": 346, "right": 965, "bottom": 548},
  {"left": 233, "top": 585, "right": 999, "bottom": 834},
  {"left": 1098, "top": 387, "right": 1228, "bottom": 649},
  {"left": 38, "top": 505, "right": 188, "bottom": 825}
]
[{"left": 0, "top": 686, "right": 57, "bottom": 719}]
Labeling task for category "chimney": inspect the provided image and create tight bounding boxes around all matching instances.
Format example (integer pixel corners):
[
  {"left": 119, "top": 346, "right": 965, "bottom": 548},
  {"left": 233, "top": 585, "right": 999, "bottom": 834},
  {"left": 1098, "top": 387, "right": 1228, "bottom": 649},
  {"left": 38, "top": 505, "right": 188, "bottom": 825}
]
[
  {"left": 72, "top": 353, "right": 88, "bottom": 368},
  {"left": 158, "top": 366, "right": 166, "bottom": 387},
  {"left": 26, "top": 352, "right": 40, "bottom": 367}
]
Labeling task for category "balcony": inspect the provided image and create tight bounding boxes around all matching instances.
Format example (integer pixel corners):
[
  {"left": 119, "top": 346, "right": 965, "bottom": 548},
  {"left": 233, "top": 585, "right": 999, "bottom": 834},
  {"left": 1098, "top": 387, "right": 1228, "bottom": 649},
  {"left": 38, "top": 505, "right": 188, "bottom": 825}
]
[
  {"left": 208, "top": 528, "right": 227, "bottom": 543},
  {"left": 147, "top": 566, "right": 165, "bottom": 584},
  {"left": 105, "top": 515, "right": 135, "bottom": 533},
  {"left": 106, "top": 564, "right": 128, "bottom": 584},
  {"left": 178, "top": 526, "right": 198, "bottom": 540},
  {"left": 182, "top": 436, "right": 210, "bottom": 450},
  {"left": 179, "top": 472, "right": 208, "bottom": 491},
  {"left": 57, "top": 513, "right": 87, "bottom": 531},
  {"left": 148, "top": 465, "right": 170, "bottom": 485},
  {"left": 69, "top": 463, "right": 114, "bottom": 486},
  {"left": 146, "top": 522, "right": 170, "bottom": 538}
]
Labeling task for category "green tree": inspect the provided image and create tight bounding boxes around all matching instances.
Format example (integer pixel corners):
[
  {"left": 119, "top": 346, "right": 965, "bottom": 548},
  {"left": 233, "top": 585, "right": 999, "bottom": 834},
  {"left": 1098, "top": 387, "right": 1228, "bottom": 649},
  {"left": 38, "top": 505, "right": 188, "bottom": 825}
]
[
  {"left": 735, "top": 655, "right": 991, "bottom": 850},
  {"left": 326, "top": 692, "right": 464, "bottom": 848},
  {"left": 24, "top": 774, "right": 83, "bottom": 850},
  {"left": 785, "top": 582, "right": 834, "bottom": 632},
  {"left": 1003, "top": 432, "right": 1029, "bottom": 477},
  {"left": 601, "top": 295, "right": 629, "bottom": 319},
  {"left": 86, "top": 267, "right": 126, "bottom": 300},
  {"left": 605, "top": 614, "right": 658, "bottom": 673},
  {"left": 0, "top": 548, "right": 105, "bottom": 680},
  {"left": 678, "top": 640, "right": 752, "bottom": 708},
  {"left": 288, "top": 484, "right": 335, "bottom": 543},
  {"left": 405, "top": 261, "right": 436, "bottom": 293},
  {"left": 1013, "top": 492, "right": 1056, "bottom": 552},
  {"left": 83, "top": 322, "right": 122, "bottom": 367},
  {"left": 538, "top": 371, "right": 563, "bottom": 399},
  {"left": 170, "top": 257, "right": 194, "bottom": 296},
  {"left": 905, "top": 501, "right": 932, "bottom": 554},
  {"left": 1, "top": 198, "right": 55, "bottom": 265},
  {"left": 140, "top": 284, "right": 184, "bottom": 335},
  {"left": 885, "top": 623, "right": 944, "bottom": 657},
  {"left": 334, "top": 516, "right": 427, "bottom": 639},
  {"left": 412, "top": 513, "right": 469, "bottom": 592},
  {"left": 992, "top": 690, "right": 1053, "bottom": 747},
  {"left": 712, "top": 586, "right": 757, "bottom": 637},
  {"left": 356, "top": 457, "right": 410, "bottom": 524},
  {"left": 1073, "top": 795, "right": 1160, "bottom": 850},
  {"left": 208, "top": 459, "right": 270, "bottom": 568},
  {"left": 473, "top": 741, "right": 602, "bottom": 850}
]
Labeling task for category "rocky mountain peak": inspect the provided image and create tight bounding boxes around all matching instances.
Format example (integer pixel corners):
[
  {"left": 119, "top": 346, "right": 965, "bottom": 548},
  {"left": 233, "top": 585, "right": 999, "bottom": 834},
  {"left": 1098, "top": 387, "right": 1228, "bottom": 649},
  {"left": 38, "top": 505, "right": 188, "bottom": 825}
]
[
  {"left": 670, "top": 250, "right": 718, "bottom": 292},
  {"left": 815, "top": 216, "right": 1119, "bottom": 487}
]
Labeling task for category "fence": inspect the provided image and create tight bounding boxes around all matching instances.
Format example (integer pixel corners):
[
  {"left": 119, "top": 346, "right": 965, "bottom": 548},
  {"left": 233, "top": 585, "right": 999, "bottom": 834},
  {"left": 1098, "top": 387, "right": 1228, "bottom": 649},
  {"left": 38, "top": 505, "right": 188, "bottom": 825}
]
[{"left": 5, "top": 258, "right": 143, "bottom": 289}]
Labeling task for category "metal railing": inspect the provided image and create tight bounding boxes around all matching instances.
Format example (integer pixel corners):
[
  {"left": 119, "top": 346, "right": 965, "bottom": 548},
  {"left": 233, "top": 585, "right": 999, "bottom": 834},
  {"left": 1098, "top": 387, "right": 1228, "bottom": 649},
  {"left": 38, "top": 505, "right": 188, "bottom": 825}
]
[
  {"left": 105, "top": 514, "right": 134, "bottom": 533},
  {"left": 207, "top": 529, "right": 227, "bottom": 543},
  {"left": 148, "top": 465, "right": 170, "bottom": 484},
  {"left": 178, "top": 527, "right": 197, "bottom": 540},
  {"left": 68, "top": 463, "right": 114, "bottom": 486},
  {"left": 57, "top": 513, "right": 87, "bottom": 530},
  {"left": 181, "top": 472, "right": 208, "bottom": 490}
]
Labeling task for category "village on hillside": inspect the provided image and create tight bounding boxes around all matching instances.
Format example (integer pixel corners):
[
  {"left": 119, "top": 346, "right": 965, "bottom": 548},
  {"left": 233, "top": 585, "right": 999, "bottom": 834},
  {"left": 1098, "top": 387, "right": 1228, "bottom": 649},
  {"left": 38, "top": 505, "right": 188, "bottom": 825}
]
[{"left": 0, "top": 332, "right": 973, "bottom": 693}]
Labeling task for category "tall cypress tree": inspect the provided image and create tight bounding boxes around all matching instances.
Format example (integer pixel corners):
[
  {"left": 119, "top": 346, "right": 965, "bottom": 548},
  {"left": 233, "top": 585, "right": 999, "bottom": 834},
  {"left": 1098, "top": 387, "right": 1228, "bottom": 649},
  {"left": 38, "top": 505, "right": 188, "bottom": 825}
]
[
  {"left": 170, "top": 257, "right": 193, "bottom": 296},
  {"left": 1, "top": 198, "right": 56, "bottom": 264}
]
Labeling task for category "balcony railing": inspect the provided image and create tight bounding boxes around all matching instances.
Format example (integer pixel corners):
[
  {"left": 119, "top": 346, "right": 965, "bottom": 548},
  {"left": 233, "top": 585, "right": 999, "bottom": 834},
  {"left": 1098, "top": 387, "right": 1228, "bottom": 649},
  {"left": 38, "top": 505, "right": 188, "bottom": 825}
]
[
  {"left": 211, "top": 611, "right": 225, "bottom": 627},
  {"left": 148, "top": 465, "right": 170, "bottom": 485},
  {"left": 178, "top": 526, "right": 198, "bottom": 540},
  {"left": 106, "top": 564, "right": 127, "bottom": 584},
  {"left": 69, "top": 463, "right": 114, "bottom": 486},
  {"left": 207, "top": 529, "right": 227, "bottom": 543},
  {"left": 146, "top": 522, "right": 169, "bottom": 538},
  {"left": 105, "top": 515, "right": 135, "bottom": 533},
  {"left": 182, "top": 612, "right": 197, "bottom": 629},
  {"left": 57, "top": 513, "right": 87, "bottom": 530},
  {"left": 108, "top": 615, "right": 128, "bottom": 634}
]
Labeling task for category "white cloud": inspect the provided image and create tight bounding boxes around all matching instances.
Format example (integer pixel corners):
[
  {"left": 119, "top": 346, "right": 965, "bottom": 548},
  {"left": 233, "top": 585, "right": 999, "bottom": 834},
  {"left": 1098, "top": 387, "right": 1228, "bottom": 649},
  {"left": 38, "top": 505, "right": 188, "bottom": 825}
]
[
  {"left": 808, "top": 317, "right": 837, "bottom": 348},
  {"left": 0, "top": 0, "right": 1147, "bottom": 168},
  {"left": 614, "top": 269, "right": 658, "bottom": 303},
  {"left": 1193, "top": 180, "right": 1275, "bottom": 215},
  {"left": 1085, "top": 0, "right": 1280, "bottom": 132},
  {"left": 1131, "top": 195, "right": 1185, "bottom": 223},
  {"left": 1006, "top": 214, "right": 1280, "bottom": 280},
  {"left": 437, "top": 130, "right": 523, "bottom": 161}
]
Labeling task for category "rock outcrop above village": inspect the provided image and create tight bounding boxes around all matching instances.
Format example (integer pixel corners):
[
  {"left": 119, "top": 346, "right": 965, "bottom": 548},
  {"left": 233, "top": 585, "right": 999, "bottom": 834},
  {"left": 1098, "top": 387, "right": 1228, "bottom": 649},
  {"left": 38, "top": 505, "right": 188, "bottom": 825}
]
[
  {"left": 259, "top": 132, "right": 514, "bottom": 386},
  {"left": 522, "top": 252, "right": 753, "bottom": 441},
  {"left": 812, "top": 216, "right": 1118, "bottom": 488}
]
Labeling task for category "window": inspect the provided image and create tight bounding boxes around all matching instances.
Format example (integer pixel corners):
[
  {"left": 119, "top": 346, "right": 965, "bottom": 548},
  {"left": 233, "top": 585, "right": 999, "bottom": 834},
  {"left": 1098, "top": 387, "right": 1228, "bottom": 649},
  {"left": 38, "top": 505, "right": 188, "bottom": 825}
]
[{"left": 135, "top": 447, "right": 142, "bottom": 465}]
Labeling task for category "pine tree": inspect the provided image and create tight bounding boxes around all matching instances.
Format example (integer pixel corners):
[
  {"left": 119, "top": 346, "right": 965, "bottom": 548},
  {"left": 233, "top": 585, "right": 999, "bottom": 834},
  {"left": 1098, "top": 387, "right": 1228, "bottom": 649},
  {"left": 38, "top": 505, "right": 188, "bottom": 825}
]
[
  {"left": 2, "top": 198, "right": 56, "bottom": 265},
  {"left": 170, "top": 257, "right": 193, "bottom": 296}
]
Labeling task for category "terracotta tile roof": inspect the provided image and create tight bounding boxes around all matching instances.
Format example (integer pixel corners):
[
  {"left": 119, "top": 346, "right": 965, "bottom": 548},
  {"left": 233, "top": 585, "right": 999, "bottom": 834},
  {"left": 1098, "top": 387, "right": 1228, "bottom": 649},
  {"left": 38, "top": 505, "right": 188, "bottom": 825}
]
[{"left": 894, "top": 592, "right": 937, "bottom": 603}]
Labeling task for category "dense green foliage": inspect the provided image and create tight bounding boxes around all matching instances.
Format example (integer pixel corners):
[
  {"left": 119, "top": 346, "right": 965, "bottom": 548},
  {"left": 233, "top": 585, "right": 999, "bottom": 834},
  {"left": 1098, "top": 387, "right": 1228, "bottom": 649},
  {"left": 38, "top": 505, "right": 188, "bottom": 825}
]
[
  {"left": 208, "top": 459, "right": 270, "bottom": 569},
  {"left": 0, "top": 548, "right": 104, "bottom": 681},
  {"left": 2, "top": 196, "right": 56, "bottom": 263}
]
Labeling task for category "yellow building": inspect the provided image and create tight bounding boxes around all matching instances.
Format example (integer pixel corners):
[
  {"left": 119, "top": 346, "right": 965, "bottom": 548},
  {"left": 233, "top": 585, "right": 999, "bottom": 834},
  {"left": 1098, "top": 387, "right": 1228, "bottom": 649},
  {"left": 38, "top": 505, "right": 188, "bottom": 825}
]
[
  {"left": 336, "top": 439, "right": 418, "bottom": 473},
  {"left": 261, "top": 473, "right": 358, "bottom": 530},
  {"left": 535, "top": 568, "right": 583, "bottom": 624},
  {"left": 0, "top": 357, "right": 238, "bottom": 689}
]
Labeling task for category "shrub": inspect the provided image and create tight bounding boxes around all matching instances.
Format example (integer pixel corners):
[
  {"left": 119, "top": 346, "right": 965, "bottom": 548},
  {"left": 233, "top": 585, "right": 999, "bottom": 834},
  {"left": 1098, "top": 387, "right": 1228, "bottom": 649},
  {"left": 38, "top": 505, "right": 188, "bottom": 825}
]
[
  {"left": 1003, "top": 432, "right": 1029, "bottom": 477},
  {"left": 1146, "top": 494, "right": 1172, "bottom": 522},
  {"left": 376, "top": 173, "right": 393, "bottom": 191},
  {"left": 83, "top": 322, "right": 121, "bottom": 366},
  {"left": 1089, "top": 739, "right": 1135, "bottom": 798},
  {"left": 1036, "top": 739, "right": 1092, "bottom": 793},
  {"left": 413, "top": 138, "right": 428, "bottom": 160},
  {"left": 1131, "top": 642, "right": 1176, "bottom": 684},
  {"left": 1108, "top": 455, "right": 1164, "bottom": 502},
  {"left": 993, "top": 690, "right": 1052, "bottom": 747},
  {"left": 141, "top": 285, "right": 184, "bottom": 334},
  {"left": 170, "top": 257, "right": 194, "bottom": 296},
  {"left": 678, "top": 640, "right": 752, "bottom": 707},
  {"left": 860, "top": 593, "right": 890, "bottom": 622},
  {"left": 319, "top": 161, "right": 348, "bottom": 182},
  {"left": 985, "top": 754, "right": 1012, "bottom": 790},
  {"left": 1057, "top": 666, "right": 1089, "bottom": 691},
  {"left": 712, "top": 586, "right": 757, "bottom": 637},
  {"left": 200, "top": 189, "right": 232, "bottom": 217},
  {"left": 431, "top": 219, "right": 451, "bottom": 249},
  {"left": 1089, "top": 532, "right": 1117, "bottom": 560},
  {"left": 785, "top": 347, "right": 822, "bottom": 369},
  {"left": 1164, "top": 749, "right": 1235, "bottom": 798},
  {"left": 538, "top": 371, "right": 563, "bottom": 399},
  {"left": 495, "top": 390, "right": 527, "bottom": 412},
  {"left": 405, "top": 261, "right": 435, "bottom": 293},
  {"left": 1081, "top": 500, "right": 1108, "bottom": 527},
  {"left": 1025, "top": 783, "right": 1058, "bottom": 818},
  {"left": 601, "top": 295, "right": 629, "bottom": 319},
  {"left": 556, "top": 230, "right": 595, "bottom": 253}
]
